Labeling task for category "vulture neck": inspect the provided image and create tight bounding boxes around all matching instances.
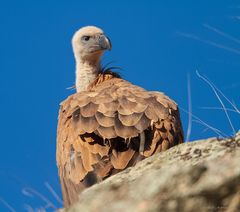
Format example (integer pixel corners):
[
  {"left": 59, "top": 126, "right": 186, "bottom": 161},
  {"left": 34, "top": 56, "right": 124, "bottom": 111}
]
[{"left": 75, "top": 59, "right": 101, "bottom": 92}]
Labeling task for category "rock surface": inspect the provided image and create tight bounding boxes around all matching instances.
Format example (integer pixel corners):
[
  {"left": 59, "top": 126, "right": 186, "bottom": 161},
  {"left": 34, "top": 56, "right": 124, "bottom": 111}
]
[{"left": 62, "top": 132, "right": 240, "bottom": 212}]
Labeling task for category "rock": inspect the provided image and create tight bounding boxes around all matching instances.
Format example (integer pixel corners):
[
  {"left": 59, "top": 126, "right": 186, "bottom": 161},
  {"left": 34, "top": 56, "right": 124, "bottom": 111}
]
[{"left": 62, "top": 132, "right": 240, "bottom": 212}]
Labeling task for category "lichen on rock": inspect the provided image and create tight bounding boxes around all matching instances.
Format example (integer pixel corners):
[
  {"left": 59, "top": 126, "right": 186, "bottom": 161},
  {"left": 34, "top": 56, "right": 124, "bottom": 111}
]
[{"left": 61, "top": 132, "right": 240, "bottom": 212}]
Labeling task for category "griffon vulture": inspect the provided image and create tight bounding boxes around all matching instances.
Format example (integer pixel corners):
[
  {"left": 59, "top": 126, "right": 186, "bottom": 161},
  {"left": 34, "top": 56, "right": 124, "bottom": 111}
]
[{"left": 56, "top": 26, "right": 184, "bottom": 207}]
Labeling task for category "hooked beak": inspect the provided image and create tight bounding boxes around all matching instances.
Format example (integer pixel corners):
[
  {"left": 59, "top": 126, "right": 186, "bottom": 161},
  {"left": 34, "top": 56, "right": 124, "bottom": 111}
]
[{"left": 99, "top": 35, "right": 112, "bottom": 51}]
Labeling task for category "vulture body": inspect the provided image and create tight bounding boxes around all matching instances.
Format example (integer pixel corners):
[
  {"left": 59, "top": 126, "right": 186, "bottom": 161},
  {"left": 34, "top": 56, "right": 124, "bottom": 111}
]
[{"left": 56, "top": 26, "right": 184, "bottom": 207}]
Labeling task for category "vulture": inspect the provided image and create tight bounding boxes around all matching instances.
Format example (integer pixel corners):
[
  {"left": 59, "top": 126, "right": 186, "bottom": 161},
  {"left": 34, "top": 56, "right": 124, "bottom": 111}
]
[{"left": 56, "top": 26, "right": 184, "bottom": 207}]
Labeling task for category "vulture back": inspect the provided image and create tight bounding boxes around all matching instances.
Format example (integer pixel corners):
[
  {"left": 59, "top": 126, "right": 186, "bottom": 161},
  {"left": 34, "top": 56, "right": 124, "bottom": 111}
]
[{"left": 56, "top": 73, "right": 184, "bottom": 207}]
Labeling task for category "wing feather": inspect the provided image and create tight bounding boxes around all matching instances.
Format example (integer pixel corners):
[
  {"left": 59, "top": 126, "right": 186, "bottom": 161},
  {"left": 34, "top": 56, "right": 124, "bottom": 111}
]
[
  {"left": 95, "top": 111, "right": 115, "bottom": 127},
  {"left": 76, "top": 115, "right": 99, "bottom": 133},
  {"left": 80, "top": 102, "right": 98, "bottom": 117},
  {"left": 97, "top": 126, "right": 117, "bottom": 139},
  {"left": 97, "top": 102, "right": 117, "bottom": 114},
  {"left": 76, "top": 95, "right": 92, "bottom": 107},
  {"left": 134, "top": 113, "right": 151, "bottom": 131},
  {"left": 111, "top": 149, "right": 136, "bottom": 169},
  {"left": 144, "top": 106, "right": 159, "bottom": 122},
  {"left": 114, "top": 117, "right": 139, "bottom": 138},
  {"left": 118, "top": 113, "right": 143, "bottom": 126}
]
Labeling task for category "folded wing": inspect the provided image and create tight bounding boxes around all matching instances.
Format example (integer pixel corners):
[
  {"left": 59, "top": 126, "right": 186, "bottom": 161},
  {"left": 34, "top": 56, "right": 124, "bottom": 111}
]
[{"left": 56, "top": 77, "right": 184, "bottom": 207}]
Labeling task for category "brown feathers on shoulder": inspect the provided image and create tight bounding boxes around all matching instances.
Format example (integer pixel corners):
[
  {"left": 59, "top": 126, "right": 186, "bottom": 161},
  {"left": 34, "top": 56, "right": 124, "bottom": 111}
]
[{"left": 87, "top": 70, "right": 121, "bottom": 90}]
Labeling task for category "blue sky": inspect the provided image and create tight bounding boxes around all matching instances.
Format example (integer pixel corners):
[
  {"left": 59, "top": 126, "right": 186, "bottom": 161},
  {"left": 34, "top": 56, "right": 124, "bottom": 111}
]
[{"left": 0, "top": 0, "right": 239, "bottom": 211}]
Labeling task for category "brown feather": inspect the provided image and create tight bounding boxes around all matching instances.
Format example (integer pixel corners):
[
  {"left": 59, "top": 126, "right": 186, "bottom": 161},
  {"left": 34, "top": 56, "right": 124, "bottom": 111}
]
[
  {"left": 80, "top": 102, "right": 98, "bottom": 117},
  {"left": 144, "top": 106, "right": 159, "bottom": 122},
  {"left": 111, "top": 149, "right": 136, "bottom": 169},
  {"left": 114, "top": 117, "right": 139, "bottom": 138},
  {"left": 97, "top": 126, "right": 117, "bottom": 139},
  {"left": 118, "top": 113, "right": 143, "bottom": 126},
  {"left": 76, "top": 115, "right": 99, "bottom": 133},
  {"left": 95, "top": 111, "right": 115, "bottom": 127},
  {"left": 134, "top": 114, "right": 151, "bottom": 132}
]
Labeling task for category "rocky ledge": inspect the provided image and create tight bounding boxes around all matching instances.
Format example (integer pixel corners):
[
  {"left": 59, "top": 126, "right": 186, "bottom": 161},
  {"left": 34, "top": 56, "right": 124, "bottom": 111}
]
[{"left": 63, "top": 132, "right": 240, "bottom": 212}]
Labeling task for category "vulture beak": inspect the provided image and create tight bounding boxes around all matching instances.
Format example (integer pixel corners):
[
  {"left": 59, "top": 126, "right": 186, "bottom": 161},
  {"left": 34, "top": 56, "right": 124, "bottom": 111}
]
[{"left": 99, "top": 35, "right": 112, "bottom": 51}]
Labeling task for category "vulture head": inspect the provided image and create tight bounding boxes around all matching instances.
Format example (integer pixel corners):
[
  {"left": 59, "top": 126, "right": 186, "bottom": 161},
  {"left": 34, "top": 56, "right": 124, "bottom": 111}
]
[{"left": 72, "top": 26, "right": 112, "bottom": 63}]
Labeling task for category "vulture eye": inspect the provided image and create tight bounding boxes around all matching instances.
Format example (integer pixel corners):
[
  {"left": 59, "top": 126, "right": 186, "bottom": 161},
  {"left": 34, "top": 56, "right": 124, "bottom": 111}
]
[{"left": 82, "top": 36, "right": 90, "bottom": 41}]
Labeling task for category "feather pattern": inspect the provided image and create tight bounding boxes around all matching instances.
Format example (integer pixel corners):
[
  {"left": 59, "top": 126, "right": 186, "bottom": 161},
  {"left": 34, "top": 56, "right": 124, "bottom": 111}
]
[{"left": 57, "top": 72, "right": 184, "bottom": 207}]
